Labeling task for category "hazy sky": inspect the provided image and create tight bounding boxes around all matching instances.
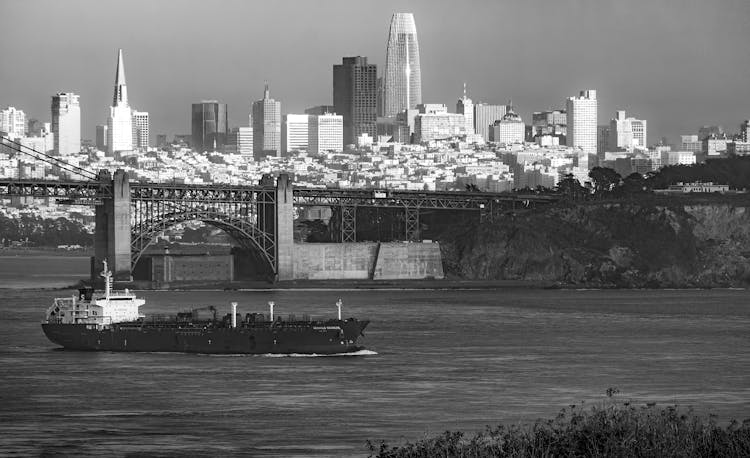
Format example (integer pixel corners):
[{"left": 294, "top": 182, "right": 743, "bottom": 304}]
[{"left": 1, "top": 0, "right": 748, "bottom": 145}]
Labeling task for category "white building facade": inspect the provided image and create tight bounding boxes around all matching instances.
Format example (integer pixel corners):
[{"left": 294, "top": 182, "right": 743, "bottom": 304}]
[
  {"left": 107, "top": 49, "right": 133, "bottom": 154},
  {"left": 308, "top": 113, "right": 343, "bottom": 154},
  {"left": 609, "top": 110, "right": 647, "bottom": 151},
  {"left": 131, "top": 110, "right": 149, "bottom": 149},
  {"left": 566, "top": 89, "right": 597, "bottom": 155},
  {"left": 0, "top": 107, "right": 26, "bottom": 140},
  {"left": 51, "top": 92, "right": 80, "bottom": 156},
  {"left": 282, "top": 114, "right": 309, "bottom": 155}
]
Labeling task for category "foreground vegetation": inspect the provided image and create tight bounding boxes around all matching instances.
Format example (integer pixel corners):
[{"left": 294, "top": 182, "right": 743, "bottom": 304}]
[{"left": 368, "top": 398, "right": 750, "bottom": 457}]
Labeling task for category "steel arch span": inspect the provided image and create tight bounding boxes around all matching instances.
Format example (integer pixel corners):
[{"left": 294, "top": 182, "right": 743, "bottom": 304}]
[{"left": 130, "top": 190, "right": 278, "bottom": 274}]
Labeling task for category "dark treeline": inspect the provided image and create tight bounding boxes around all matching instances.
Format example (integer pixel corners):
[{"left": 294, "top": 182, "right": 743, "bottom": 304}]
[
  {"left": 0, "top": 214, "right": 92, "bottom": 247},
  {"left": 557, "top": 156, "right": 750, "bottom": 200}
]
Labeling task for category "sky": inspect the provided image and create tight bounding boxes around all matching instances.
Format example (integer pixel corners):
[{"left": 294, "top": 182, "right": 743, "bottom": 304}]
[{"left": 0, "top": 0, "right": 748, "bottom": 145}]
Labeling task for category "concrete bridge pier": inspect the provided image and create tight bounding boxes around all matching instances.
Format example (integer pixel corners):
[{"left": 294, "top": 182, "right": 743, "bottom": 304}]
[
  {"left": 93, "top": 169, "right": 132, "bottom": 282},
  {"left": 275, "top": 174, "right": 294, "bottom": 281}
]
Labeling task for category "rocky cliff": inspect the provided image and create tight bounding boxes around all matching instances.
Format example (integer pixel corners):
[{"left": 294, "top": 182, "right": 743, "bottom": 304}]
[{"left": 439, "top": 201, "right": 750, "bottom": 288}]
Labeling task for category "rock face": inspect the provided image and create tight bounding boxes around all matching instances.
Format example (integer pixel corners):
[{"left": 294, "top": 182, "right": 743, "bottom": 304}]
[{"left": 439, "top": 202, "right": 750, "bottom": 288}]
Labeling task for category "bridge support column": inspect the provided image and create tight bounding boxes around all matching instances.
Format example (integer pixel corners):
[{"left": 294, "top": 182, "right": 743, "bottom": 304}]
[
  {"left": 405, "top": 207, "right": 420, "bottom": 241},
  {"left": 275, "top": 174, "right": 294, "bottom": 281},
  {"left": 93, "top": 169, "right": 131, "bottom": 282},
  {"left": 341, "top": 205, "right": 357, "bottom": 242}
]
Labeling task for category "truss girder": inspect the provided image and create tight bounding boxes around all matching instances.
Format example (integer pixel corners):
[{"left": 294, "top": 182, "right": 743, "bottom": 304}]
[
  {"left": 0, "top": 179, "right": 111, "bottom": 202},
  {"left": 404, "top": 206, "right": 420, "bottom": 241}
]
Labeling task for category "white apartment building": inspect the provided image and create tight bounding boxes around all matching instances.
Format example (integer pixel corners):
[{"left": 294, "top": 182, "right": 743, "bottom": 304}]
[
  {"left": 237, "top": 127, "right": 253, "bottom": 156},
  {"left": 51, "top": 92, "right": 80, "bottom": 156},
  {"left": 489, "top": 111, "right": 525, "bottom": 144},
  {"left": 566, "top": 89, "right": 597, "bottom": 155},
  {"left": 308, "top": 113, "right": 343, "bottom": 154},
  {"left": 282, "top": 114, "right": 309, "bottom": 155},
  {"left": 1, "top": 107, "right": 26, "bottom": 140}
]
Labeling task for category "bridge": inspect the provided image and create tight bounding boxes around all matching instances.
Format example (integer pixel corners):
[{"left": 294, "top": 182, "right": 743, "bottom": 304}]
[{"left": 0, "top": 138, "right": 558, "bottom": 281}]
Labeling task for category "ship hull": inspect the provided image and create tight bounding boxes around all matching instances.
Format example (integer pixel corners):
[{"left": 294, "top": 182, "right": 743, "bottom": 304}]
[{"left": 42, "top": 321, "right": 368, "bottom": 355}]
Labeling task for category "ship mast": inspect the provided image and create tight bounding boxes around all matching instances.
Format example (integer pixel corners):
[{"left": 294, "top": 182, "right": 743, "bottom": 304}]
[{"left": 100, "top": 259, "right": 112, "bottom": 299}]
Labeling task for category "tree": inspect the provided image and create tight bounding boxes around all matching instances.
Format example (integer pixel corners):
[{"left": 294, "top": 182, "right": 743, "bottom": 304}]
[
  {"left": 589, "top": 167, "right": 622, "bottom": 195},
  {"left": 620, "top": 172, "right": 650, "bottom": 196},
  {"left": 557, "top": 174, "right": 587, "bottom": 201}
]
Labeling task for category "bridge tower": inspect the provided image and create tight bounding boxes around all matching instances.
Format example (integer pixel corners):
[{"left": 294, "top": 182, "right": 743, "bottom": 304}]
[
  {"left": 93, "top": 169, "right": 132, "bottom": 281},
  {"left": 275, "top": 174, "right": 294, "bottom": 280}
]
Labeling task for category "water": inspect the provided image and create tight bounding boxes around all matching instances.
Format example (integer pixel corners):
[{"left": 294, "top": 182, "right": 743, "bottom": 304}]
[{"left": 1, "top": 258, "right": 749, "bottom": 456}]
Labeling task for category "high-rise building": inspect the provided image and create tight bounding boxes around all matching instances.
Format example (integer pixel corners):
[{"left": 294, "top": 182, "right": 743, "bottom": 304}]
[
  {"left": 597, "top": 125, "right": 610, "bottom": 155},
  {"left": 96, "top": 125, "right": 108, "bottom": 151},
  {"left": 680, "top": 135, "right": 702, "bottom": 152},
  {"left": 191, "top": 101, "right": 228, "bottom": 152},
  {"left": 376, "top": 77, "right": 384, "bottom": 117},
  {"left": 27, "top": 118, "right": 42, "bottom": 137},
  {"left": 474, "top": 103, "right": 507, "bottom": 142},
  {"left": 698, "top": 125, "right": 723, "bottom": 141},
  {"left": 51, "top": 92, "right": 80, "bottom": 156},
  {"left": 531, "top": 109, "right": 566, "bottom": 143},
  {"left": 741, "top": 120, "right": 749, "bottom": 143},
  {"left": 252, "top": 83, "right": 281, "bottom": 159},
  {"left": 304, "top": 105, "right": 335, "bottom": 115},
  {"left": 0, "top": 107, "right": 26, "bottom": 139},
  {"left": 131, "top": 111, "right": 149, "bottom": 149},
  {"left": 609, "top": 110, "right": 647, "bottom": 150},
  {"left": 333, "top": 56, "right": 377, "bottom": 146},
  {"left": 566, "top": 89, "right": 597, "bottom": 155},
  {"left": 237, "top": 127, "right": 253, "bottom": 157},
  {"left": 489, "top": 110, "right": 525, "bottom": 144},
  {"left": 414, "top": 112, "right": 468, "bottom": 143},
  {"left": 107, "top": 49, "right": 133, "bottom": 154},
  {"left": 282, "top": 114, "right": 309, "bottom": 155},
  {"left": 384, "top": 13, "right": 422, "bottom": 117},
  {"left": 456, "top": 83, "right": 474, "bottom": 136},
  {"left": 308, "top": 113, "right": 343, "bottom": 154}
]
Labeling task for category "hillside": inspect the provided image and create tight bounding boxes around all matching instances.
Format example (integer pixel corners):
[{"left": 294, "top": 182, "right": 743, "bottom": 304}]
[{"left": 438, "top": 200, "right": 750, "bottom": 288}]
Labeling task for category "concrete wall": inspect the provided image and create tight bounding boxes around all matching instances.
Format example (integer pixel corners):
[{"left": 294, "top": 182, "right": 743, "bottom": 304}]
[
  {"left": 151, "top": 254, "right": 234, "bottom": 283},
  {"left": 293, "top": 243, "right": 379, "bottom": 280},
  {"left": 292, "top": 241, "right": 444, "bottom": 280},
  {"left": 372, "top": 242, "right": 444, "bottom": 280}
]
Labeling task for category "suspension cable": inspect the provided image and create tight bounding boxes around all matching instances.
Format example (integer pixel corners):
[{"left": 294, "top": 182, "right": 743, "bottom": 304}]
[{"left": 0, "top": 137, "right": 99, "bottom": 181}]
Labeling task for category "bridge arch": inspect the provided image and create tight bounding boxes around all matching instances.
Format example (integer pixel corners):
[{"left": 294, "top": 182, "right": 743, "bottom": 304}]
[{"left": 131, "top": 209, "right": 276, "bottom": 275}]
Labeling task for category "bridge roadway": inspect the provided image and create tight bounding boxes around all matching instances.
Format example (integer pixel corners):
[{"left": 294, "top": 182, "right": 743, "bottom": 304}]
[
  {"left": 0, "top": 174, "right": 558, "bottom": 280},
  {"left": 0, "top": 178, "right": 557, "bottom": 209}
]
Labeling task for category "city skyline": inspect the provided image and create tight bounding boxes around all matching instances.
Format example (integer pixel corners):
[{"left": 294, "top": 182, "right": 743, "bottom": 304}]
[{"left": 0, "top": 0, "right": 748, "bottom": 145}]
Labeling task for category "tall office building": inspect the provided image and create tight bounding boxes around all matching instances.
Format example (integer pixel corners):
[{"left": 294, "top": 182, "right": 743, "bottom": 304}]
[
  {"left": 308, "top": 113, "right": 343, "bottom": 154},
  {"left": 473, "top": 103, "right": 507, "bottom": 142},
  {"left": 566, "top": 89, "right": 597, "bottom": 155},
  {"left": 252, "top": 83, "right": 281, "bottom": 159},
  {"left": 225, "top": 127, "right": 253, "bottom": 156},
  {"left": 191, "top": 101, "right": 228, "bottom": 152},
  {"left": 609, "top": 110, "right": 647, "bottom": 151},
  {"left": 282, "top": 114, "right": 309, "bottom": 155},
  {"left": 107, "top": 49, "right": 133, "bottom": 154},
  {"left": 333, "top": 56, "right": 377, "bottom": 146},
  {"left": 131, "top": 111, "right": 149, "bottom": 149},
  {"left": 741, "top": 120, "right": 749, "bottom": 143},
  {"left": 0, "top": 107, "right": 26, "bottom": 139},
  {"left": 95, "top": 125, "right": 108, "bottom": 151},
  {"left": 383, "top": 13, "right": 422, "bottom": 117},
  {"left": 456, "top": 83, "right": 474, "bottom": 136},
  {"left": 51, "top": 92, "right": 80, "bottom": 156}
]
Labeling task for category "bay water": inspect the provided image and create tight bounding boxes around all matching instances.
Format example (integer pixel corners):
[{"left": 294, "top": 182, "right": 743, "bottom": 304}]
[{"left": 0, "top": 256, "right": 748, "bottom": 456}]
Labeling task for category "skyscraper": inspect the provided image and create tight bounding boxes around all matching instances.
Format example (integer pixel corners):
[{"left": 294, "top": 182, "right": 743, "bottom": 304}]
[
  {"left": 51, "top": 92, "right": 80, "bottom": 156},
  {"left": 95, "top": 125, "right": 108, "bottom": 151},
  {"left": 191, "top": 101, "right": 228, "bottom": 152},
  {"left": 456, "top": 83, "right": 474, "bottom": 136},
  {"left": 333, "top": 56, "right": 377, "bottom": 146},
  {"left": 131, "top": 111, "right": 150, "bottom": 149},
  {"left": 474, "top": 103, "right": 507, "bottom": 142},
  {"left": 384, "top": 13, "right": 422, "bottom": 117},
  {"left": 0, "top": 107, "right": 26, "bottom": 140},
  {"left": 741, "top": 120, "right": 749, "bottom": 143},
  {"left": 252, "top": 83, "right": 281, "bottom": 159},
  {"left": 566, "top": 89, "right": 597, "bottom": 155},
  {"left": 107, "top": 49, "right": 133, "bottom": 154}
]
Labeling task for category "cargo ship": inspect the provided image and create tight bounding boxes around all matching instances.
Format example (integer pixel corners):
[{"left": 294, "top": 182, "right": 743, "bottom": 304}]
[{"left": 41, "top": 261, "right": 369, "bottom": 355}]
